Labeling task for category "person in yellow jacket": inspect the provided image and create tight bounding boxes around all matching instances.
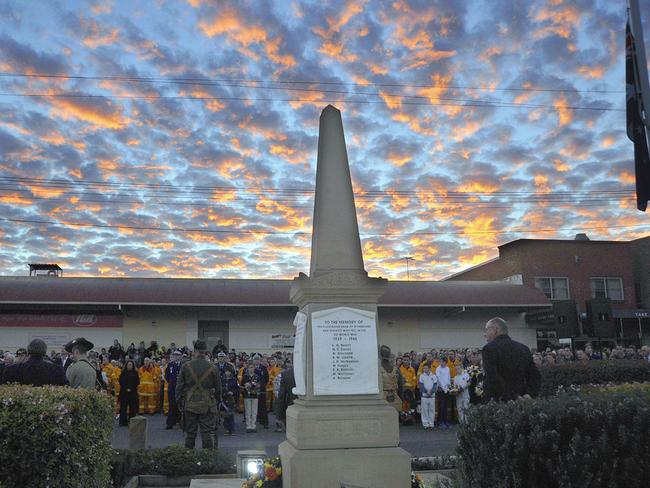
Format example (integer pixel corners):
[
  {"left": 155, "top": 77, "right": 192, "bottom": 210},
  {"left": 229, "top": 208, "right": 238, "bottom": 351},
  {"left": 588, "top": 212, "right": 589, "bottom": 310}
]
[
  {"left": 417, "top": 353, "right": 440, "bottom": 377},
  {"left": 153, "top": 360, "right": 163, "bottom": 413},
  {"left": 138, "top": 358, "right": 157, "bottom": 414},
  {"left": 267, "top": 358, "right": 282, "bottom": 411},
  {"left": 237, "top": 362, "right": 246, "bottom": 413},
  {"left": 101, "top": 357, "right": 114, "bottom": 393},
  {"left": 108, "top": 360, "right": 122, "bottom": 414},
  {"left": 398, "top": 355, "right": 417, "bottom": 412}
]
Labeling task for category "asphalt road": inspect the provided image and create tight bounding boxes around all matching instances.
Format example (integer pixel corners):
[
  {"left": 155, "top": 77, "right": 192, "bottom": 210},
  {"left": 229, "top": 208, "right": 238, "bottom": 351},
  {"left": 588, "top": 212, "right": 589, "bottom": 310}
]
[{"left": 112, "top": 411, "right": 459, "bottom": 460}]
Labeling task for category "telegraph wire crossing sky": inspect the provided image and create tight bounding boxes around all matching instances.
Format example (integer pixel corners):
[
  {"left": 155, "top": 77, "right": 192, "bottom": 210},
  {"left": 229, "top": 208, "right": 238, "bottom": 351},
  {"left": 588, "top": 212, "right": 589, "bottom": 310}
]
[{"left": 0, "top": 0, "right": 648, "bottom": 280}]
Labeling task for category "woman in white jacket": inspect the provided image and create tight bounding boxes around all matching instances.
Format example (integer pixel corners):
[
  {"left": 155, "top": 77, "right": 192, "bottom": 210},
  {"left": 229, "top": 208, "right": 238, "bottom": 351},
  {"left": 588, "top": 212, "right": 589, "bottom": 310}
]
[{"left": 453, "top": 366, "right": 471, "bottom": 423}]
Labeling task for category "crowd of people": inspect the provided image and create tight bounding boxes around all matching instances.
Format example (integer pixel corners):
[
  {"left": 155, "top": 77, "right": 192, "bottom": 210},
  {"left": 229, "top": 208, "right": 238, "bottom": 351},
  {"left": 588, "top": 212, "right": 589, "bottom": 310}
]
[
  {"left": 1, "top": 331, "right": 649, "bottom": 434},
  {"left": 532, "top": 344, "right": 650, "bottom": 366}
]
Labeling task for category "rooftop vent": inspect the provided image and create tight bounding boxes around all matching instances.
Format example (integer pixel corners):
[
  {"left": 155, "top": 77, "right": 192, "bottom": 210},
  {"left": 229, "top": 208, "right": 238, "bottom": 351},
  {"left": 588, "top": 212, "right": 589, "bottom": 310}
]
[
  {"left": 28, "top": 263, "right": 63, "bottom": 277},
  {"left": 574, "top": 233, "right": 590, "bottom": 241}
]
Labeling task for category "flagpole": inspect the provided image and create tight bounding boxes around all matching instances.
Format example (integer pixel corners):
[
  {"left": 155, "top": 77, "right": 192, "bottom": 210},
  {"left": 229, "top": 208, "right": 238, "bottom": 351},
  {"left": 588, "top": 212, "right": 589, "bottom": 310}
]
[{"left": 629, "top": 0, "right": 650, "bottom": 131}]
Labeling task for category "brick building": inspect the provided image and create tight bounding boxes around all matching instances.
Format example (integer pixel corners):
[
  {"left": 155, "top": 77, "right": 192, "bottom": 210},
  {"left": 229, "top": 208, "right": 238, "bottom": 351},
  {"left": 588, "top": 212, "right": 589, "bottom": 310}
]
[{"left": 445, "top": 235, "right": 650, "bottom": 349}]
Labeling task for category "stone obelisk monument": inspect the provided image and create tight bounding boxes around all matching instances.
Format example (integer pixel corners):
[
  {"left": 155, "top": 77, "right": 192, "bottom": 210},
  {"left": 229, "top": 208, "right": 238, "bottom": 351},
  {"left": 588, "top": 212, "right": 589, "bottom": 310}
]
[{"left": 278, "top": 105, "right": 411, "bottom": 488}]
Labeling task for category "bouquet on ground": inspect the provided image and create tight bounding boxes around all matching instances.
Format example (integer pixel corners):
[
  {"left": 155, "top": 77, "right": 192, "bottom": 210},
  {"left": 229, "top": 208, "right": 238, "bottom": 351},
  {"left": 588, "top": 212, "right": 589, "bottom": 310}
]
[
  {"left": 411, "top": 472, "right": 425, "bottom": 488},
  {"left": 242, "top": 457, "right": 282, "bottom": 488}
]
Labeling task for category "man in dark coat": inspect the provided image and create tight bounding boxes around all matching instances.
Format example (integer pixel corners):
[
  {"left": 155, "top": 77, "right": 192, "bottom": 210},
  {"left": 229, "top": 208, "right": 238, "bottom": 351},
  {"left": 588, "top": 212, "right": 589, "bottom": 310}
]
[
  {"left": 274, "top": 364, "right": 297, "bottom": 431},
  {"left": 215, "top": 352, "right": 235, "bottom": 380},
  {"left": 3, "top": 339, "right": 66, "bottom": 386},
  {"left": 482, "top": 317, "right": 541, "bottom": 402},
  {"left": 176, "top": 340, "right": 222, "bottom": 449},
  {"left": 164, "top": 349, "right": 183, "bottom": 429}
]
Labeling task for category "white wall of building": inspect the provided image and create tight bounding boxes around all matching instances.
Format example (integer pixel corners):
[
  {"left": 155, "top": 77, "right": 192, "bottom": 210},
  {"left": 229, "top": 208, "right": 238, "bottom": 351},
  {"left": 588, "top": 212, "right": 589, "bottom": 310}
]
[
  {"left": 377, "top": 307, "right": 536, "bottom": 352},
  {"left": 0, "top": 327, "right": 123, "bottom": 353},
  {"left": 121, "top": 306, "right": 296, "bottom": 353},
  {"left": 1, "top": 305, "right": 537, "bottom": 353}
]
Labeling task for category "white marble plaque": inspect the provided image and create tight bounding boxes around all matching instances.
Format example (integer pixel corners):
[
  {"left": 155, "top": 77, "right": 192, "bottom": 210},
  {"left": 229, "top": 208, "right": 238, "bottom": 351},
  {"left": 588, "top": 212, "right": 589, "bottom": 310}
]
[
  {"left": 292, "top": 311, "right": 307, "bottom": 396},
  {"left": 312, "top": 307, "right": 379, "bottom": 395}
]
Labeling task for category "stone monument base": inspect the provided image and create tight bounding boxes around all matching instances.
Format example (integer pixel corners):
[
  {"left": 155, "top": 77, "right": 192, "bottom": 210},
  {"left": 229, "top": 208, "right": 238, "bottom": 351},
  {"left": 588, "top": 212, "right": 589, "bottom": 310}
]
[
  {"left": 279, "top": 441, "right": 411, "bottom": 488},
  {"left": 285, "top": 399, "right": 399, "bottom": 450}
]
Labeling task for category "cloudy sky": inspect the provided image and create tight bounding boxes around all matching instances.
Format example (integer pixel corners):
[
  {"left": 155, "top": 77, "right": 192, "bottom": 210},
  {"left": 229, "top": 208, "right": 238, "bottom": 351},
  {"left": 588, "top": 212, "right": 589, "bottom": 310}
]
[{"left": 0, "top": 0, "right": 648, "bottom": 280}]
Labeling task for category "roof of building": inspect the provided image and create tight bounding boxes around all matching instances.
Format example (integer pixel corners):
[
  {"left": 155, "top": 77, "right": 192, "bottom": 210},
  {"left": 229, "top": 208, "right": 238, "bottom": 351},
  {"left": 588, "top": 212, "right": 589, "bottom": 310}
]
[
  {"left": 498, "top": 237, "right": 632, "bottom": 250},
  {"left": 28, "top": 264, "right": 63, "bottom": 271},
  {"left": 0, "top": 276, "right": 550, "bottom": 308}
]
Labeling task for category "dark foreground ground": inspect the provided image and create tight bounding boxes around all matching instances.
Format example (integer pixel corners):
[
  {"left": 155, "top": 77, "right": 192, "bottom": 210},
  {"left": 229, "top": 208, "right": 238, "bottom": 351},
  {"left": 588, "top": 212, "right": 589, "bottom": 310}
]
[{"left": 112, "top": 411, "right": 459, "bottom": 460}]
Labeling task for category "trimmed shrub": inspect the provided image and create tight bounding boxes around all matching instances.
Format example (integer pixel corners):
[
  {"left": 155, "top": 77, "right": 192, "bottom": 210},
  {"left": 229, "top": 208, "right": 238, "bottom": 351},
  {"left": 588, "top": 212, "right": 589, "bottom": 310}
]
[
  {"left": 411, "top": 456, "right": 457, "bottom": 471},
  {"left": 558, "top": 381, "right": 650, "bottom": 395},
  {"left": 539, "top": 360, "right": 650, "bottom": 396},
  {"left": 0, "top": 385, "right": 113, "bottom": 488},
  {"left": 456, "top": 389, "right": 650, "bottom": 488},
  {"left": 110, "top": 446, "right": 235, "bottom": 487}
]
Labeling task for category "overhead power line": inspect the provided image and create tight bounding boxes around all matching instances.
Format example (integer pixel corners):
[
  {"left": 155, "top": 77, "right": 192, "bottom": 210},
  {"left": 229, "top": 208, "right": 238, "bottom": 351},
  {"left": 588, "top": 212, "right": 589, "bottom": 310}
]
[
  {"left": 0, "top": 176, "right": 633, "bottom": 198},
  {"left": 0, "top": 192, "right": 635, "bottom": 210},
  {"left": 0, "top": 92, "right": 623, "bottom": 113},
  {"left": 0, "top": 217, "right": 646, "bottom": 237},
  {"left": 0, "top": 72, "right": 625, "bottom": 94}
]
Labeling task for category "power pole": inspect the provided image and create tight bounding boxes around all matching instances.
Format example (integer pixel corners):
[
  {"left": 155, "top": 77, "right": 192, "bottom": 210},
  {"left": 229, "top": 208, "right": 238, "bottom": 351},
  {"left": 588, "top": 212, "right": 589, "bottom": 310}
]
[{"left": 404, "top": 256, "right": 414, "bottom": 281}]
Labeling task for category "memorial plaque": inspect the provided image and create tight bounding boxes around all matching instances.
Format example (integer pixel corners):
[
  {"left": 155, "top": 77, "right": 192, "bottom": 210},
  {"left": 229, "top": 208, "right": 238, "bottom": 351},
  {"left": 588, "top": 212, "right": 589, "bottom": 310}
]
[
  {"left": 312, "top": 307, "right": 379, "bottom": 395},
  {"left": 292, "top": 311, "right": 307, "bottom": 395}
]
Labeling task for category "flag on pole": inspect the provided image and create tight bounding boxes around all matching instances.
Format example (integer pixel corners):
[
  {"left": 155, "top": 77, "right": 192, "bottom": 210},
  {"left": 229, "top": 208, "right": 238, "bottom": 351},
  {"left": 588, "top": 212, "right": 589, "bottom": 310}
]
[{"left": 626, "top": 19, "right": 650, "bottom": 212}]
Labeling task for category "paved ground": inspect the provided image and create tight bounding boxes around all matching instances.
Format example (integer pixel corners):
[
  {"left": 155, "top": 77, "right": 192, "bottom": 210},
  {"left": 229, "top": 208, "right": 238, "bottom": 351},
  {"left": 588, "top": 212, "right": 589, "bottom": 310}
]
[{"left": 112, "top": 412, "right": 459, "bottom": 460}]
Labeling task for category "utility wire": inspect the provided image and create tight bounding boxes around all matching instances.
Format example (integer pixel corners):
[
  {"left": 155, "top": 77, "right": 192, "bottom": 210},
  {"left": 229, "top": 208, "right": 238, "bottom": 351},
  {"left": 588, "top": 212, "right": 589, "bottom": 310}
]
[
  {"left": 0, "top": 193, "right": 635, "bottom": 210},
  {"left": 0, "top": 77, "right": 620, "bottom": 111},
  {"left": 1, "top": 217, "right": 646, "bottom": 237},
  {"left": 0, "top": 187, "right": 634, "bottom": 207},
  {"left": 0, "top": 176, "right": 633, "bottom": 197},
  {"left": 0, "top": 91, "right": 623, "bottom": 113},
  {"left": 0, "top": 72, "right": 625, "bottom": 94}
]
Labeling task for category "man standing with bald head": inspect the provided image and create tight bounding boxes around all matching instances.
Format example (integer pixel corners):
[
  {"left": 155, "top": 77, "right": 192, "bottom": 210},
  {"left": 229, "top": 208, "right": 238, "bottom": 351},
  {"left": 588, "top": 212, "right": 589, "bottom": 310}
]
[{"left": 482, "top": 317, "right": 541, "bottom": 402}]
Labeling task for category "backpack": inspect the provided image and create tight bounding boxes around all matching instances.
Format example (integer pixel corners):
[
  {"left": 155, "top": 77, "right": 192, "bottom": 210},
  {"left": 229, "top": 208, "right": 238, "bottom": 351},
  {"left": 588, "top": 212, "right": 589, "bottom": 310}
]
[{"left": 185, "top": 362, "right": 216, "bottom": 414}]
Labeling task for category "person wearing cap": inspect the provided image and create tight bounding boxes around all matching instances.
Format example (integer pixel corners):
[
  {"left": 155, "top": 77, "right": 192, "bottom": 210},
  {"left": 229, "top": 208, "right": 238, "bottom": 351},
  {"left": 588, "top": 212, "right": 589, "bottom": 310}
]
[
  {"left": 215, "top": 351, "right": 235, "bottom": 380},
  {"left": 175, "top": 340, "right": 222, "bottom": 449},
  {"left": 65, "top": 337, "right": 98, "bottom": 389},
  {"left": 252, "top": 354, "right": 269, "bottom": 429},
  {"left": 165, "top": 349, "right": 183, "bottom": 429},
  {"left": 2, "top": 339, "right": 66, "bottom": 386}
]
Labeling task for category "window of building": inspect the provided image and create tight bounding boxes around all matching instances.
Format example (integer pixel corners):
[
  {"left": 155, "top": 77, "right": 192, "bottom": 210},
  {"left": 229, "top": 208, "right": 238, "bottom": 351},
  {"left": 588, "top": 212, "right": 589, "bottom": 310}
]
[
  {"left": 590, "top": 277, "right": 624, "bottom": 301},
  {"left": 534, "top": 277, "right": 570, "bottom": 300}
]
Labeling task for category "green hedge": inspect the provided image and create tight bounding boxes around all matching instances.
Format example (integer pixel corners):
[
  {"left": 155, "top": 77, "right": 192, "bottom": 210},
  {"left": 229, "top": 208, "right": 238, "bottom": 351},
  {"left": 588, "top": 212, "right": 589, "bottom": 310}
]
[
  {"left": 111, "top": 446, "right": 235, "bottom": 487},
  {"left": 456, "top": 390, "right": 650, "bottom": 488},
  {"left": 0, "top": 385, "right": 113, "bottom": 488},
  {"left": 539, "top": 360, "right": 650, "bottom": 396}
]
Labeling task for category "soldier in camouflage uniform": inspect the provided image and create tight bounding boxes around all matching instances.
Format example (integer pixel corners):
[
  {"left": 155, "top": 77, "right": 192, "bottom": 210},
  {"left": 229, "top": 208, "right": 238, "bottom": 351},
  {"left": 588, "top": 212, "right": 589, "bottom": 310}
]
[{"left": 175, "top": 340, "right": 222, "bottom": 449}]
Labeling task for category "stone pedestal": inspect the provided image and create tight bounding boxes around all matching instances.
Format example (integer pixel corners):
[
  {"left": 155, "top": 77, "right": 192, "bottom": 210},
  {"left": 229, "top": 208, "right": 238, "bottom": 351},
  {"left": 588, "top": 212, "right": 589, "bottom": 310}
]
[
  {"left": 279, "top": 442, "right": 411, "bottom": 488},
  {"left": 128, "top": 415, "right": 148, "bottom": 449}
]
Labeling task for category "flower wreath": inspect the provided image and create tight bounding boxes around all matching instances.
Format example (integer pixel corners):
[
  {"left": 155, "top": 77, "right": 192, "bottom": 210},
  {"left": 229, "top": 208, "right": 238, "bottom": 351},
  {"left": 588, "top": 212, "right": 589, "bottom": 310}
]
[
  {"left": 411, "top": 472, "right": 425, "bottom": 488},
  {"left": 241, "top": 457, "right": 282, "bottom": 488}
]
